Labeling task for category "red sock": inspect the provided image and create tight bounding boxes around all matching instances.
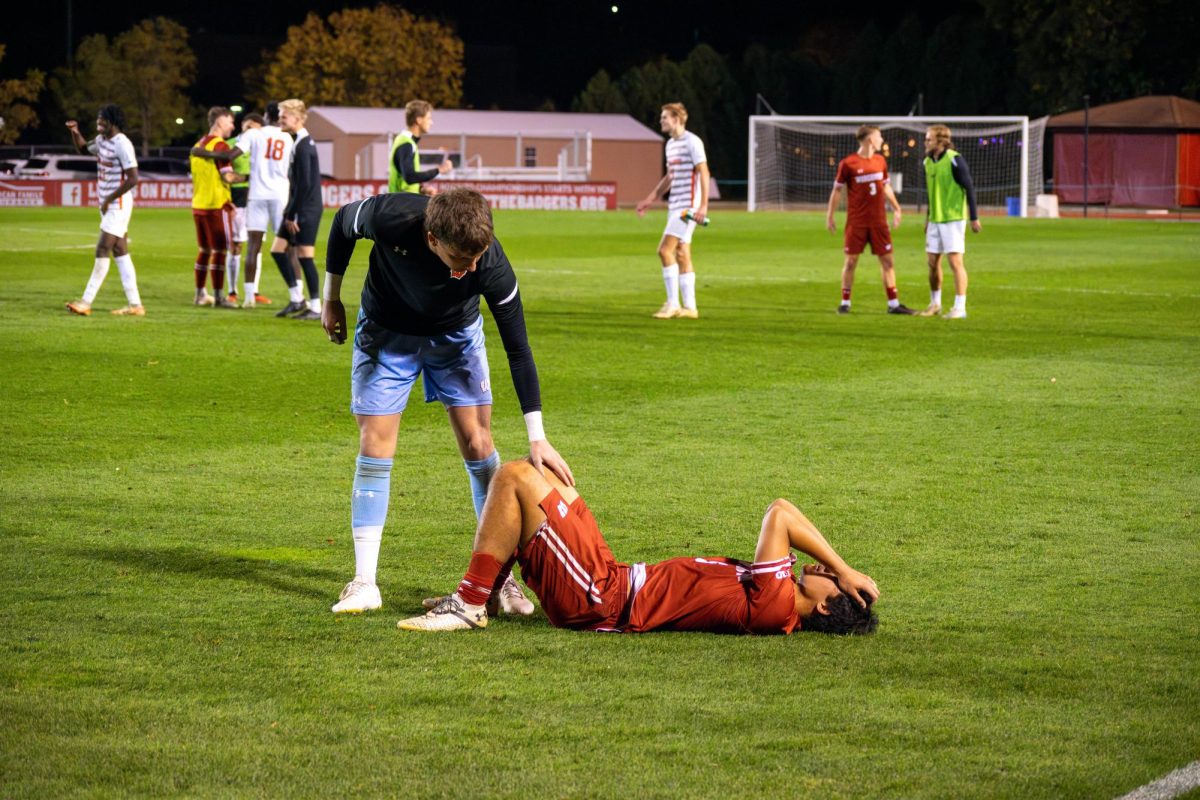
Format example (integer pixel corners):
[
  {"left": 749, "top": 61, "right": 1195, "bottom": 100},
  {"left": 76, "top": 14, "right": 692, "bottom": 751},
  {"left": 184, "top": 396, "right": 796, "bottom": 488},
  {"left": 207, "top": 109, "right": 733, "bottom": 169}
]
[
  {"left": 195, "top": 262, "right": 207, "bottom": 289},
  {"left": 841, "top": 287, "right": 851, "bottom": 302},
  {"left": 458, "top": 552, "right": 503, "bottom": 606},
  {"left": 886, "top": 285, "right": 898, "bottom": 301}
]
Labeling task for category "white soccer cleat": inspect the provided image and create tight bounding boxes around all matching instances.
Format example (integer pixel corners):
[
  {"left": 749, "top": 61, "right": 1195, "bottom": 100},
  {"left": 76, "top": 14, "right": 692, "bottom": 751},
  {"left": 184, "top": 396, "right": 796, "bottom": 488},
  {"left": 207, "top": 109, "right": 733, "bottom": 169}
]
[
  {"left": 397, "top": 593, "right": 488, "bottom": 631},
  {"left": 242, "top": 296, "right": 256, "bottom": 309},
  {"left": 942, "top": 307, "right": 967, "bottom": 319},
  {"left": 677, "top": 306, "right": 699, "bottom": 319},
  {"left": 499, "top": 575, "right": 536, "bottom": 616},
  {"left": 331, "top": 578, "right": 382, "bottom": 614},
  {"left": 917, "top": 303, "right": 941, "bottom": 317},
  {"left": 652, "top": 302, "right": 682, "bottom": 319},
  {"left": 195, "top": 293, "right": 215, "bottom": 307}
]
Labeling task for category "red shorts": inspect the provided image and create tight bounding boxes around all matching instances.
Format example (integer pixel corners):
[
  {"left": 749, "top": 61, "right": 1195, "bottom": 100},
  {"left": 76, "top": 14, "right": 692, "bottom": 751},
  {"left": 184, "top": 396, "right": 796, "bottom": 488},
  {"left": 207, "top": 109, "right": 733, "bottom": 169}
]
[
  {"left": 517, "top": 489, "right": 629, "bottom": 631},
  {"left": 193, "top": 207, "right": 233, "bottom": 252},
  {"left": 843, "top": 223, "right": 892, "bottom": 256}
]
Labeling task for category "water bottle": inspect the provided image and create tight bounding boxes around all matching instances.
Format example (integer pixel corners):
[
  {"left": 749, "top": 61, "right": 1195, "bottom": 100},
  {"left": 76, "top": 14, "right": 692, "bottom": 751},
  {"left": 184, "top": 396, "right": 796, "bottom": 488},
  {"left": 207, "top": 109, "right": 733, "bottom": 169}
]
[{"left": 681, "top": 210, "right": 710, "bottom": 226}]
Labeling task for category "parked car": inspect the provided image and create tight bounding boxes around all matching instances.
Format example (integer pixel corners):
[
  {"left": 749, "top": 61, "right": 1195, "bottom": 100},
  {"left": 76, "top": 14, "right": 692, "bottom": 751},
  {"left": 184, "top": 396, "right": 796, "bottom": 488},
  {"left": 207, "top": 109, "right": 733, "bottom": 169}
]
[
  {"left": 16, "top": 154, "right": 97, "bottom": 180},
  {"left": 0, "top": 159, "right": 25, "bottom": 176},
  {"left": 14, "top": 153, "right": 190, "bottom": 180}
]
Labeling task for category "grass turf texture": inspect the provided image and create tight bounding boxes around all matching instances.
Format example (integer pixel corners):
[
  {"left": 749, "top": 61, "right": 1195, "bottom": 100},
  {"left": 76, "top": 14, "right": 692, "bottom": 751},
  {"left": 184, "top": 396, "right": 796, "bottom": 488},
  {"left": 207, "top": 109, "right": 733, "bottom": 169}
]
[{"left": 0, "top": 206, "right": 1197, "bottom": 798}]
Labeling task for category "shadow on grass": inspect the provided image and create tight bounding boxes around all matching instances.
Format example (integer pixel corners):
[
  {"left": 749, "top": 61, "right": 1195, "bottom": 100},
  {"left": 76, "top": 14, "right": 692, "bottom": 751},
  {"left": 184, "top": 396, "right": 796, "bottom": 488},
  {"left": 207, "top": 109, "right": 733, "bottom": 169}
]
[{"left": 72, "top": 544, "right": 341, "bottom": 600}]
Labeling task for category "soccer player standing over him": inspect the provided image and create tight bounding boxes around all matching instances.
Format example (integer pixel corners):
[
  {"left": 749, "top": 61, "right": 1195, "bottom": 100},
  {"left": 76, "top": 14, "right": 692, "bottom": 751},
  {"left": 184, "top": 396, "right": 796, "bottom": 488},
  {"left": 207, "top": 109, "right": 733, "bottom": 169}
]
[
  {"left": 193, "top": 103, "right": 298, "bottom": 310},
  {"left": 225, "top": 112, "right": 269, "bottom": 307},
  {"left": 64, "top": 105, "right": 146, "bottom": 317},
  {"left": 188, "top": 107, "right": 239, "bottom": 308},
  {"left": 635, "top": 102, "right": 709, "bottom": 319},
  {"left": 279, "top": 99, "right": 324, "bottom": 321},
  {"left": 921, "top": 124, "right": 981, "bottom": 319},
  {"left": 388, "top": 99, "right": 452, "bottom": 195},
  {"left": 320, "top": 188, "right": 574, "bottom": 615},
  {"left": 825, "top": 125, "right": 914, "bottom": 315}
]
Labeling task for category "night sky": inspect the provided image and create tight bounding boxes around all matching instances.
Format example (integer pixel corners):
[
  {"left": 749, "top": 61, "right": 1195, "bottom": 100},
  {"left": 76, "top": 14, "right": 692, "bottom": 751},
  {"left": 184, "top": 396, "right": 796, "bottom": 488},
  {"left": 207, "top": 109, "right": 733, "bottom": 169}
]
[{"left": 5, "top": 0, "right": 933, "bottom": 110}]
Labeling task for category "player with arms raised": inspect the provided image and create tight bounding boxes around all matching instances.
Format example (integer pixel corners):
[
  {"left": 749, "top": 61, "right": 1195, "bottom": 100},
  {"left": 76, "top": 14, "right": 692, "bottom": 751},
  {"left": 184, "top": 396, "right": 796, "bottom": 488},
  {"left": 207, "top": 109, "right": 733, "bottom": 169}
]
[
  {"left": 636, "top": 102, "right": 708, "bottom": 320},
  {"left": 826, "top": 125, "right": 913, "bottom": 315},
  {"left": 64, "top": 104, "right": 146, "bottom": 317},
  {"left": 321, "top": 188, "right": 574, "bottom": 615}
]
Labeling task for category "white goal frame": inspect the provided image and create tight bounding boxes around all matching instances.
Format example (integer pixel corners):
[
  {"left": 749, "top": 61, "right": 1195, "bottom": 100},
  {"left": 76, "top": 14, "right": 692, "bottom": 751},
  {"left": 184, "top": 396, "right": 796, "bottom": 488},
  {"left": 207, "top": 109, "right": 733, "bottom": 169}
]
[{"left": 748, "top": 115, "right": 1039, "bottom": 217}]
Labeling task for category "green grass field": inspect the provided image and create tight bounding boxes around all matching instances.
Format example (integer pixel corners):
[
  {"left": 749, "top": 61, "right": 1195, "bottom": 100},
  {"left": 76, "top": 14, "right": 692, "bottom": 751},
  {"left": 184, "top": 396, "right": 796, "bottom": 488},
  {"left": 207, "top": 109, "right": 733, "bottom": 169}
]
[{"left": 1, "top": 206, "right": 1197, "bottom": 798}]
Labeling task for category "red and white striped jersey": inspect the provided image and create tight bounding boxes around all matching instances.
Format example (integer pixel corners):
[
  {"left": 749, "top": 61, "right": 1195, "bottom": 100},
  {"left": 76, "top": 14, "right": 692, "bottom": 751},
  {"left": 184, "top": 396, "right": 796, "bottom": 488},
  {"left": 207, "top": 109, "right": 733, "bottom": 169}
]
[
  {"left": 664, "top": 131, "right": 707, "bottom": 213},
  {"left": 87, "top": 133, "right": 137, "bottom": 202}
]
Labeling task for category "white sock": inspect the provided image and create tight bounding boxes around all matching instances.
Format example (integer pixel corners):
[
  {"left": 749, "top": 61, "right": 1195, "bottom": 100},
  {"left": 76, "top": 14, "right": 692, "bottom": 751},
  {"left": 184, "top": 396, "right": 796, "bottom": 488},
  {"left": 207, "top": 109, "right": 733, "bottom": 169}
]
[
  {"left": 288, "top": 283, "right": 304, "bottom": 304},
  {"left": 352, "top": 525, "right": 383, "bottom": 585},
  {"left": 679, "top": 271, "right": 697, "bottom": 310},
  {"left": 114, "top": 254, "right": 141, "bottom": 306},
  {"left": 931, "top": 289, "right": 942, "bottom": 307},
  {"left": 244, "top": 280, "right": 257, "bottom": 298},
  {"left": 887, "top": 298, "right": 899, "bottom": 309},
  {"left": 953, "top": 294, "right": 967, "bottom": 312},
  {"left": 228, "top": 254, "right": 240, "bottom": 292},
  {"left": 662, "top": 264, "right": 680, "bottom": 306},
  {"left": 308, "top": 297, "right": 323, "bottom": 314},
  {"left": 82, "top": 258, "right": 111, "bottom": 304}
]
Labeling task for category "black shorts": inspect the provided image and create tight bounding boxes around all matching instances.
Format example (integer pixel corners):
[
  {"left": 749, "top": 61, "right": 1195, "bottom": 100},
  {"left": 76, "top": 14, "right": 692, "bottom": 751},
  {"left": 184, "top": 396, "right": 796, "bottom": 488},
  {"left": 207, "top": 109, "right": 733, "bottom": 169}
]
[{"left": 287, "top": 205, "right": 324, "bottom": 247}]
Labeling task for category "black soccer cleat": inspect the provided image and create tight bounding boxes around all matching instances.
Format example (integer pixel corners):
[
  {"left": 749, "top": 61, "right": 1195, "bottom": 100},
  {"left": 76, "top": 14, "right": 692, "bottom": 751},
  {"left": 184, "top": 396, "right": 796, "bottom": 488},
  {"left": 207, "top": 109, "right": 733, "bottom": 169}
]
[
  {"left": 888, "top": 303, "right": 917, "bottom": 315},
  {"left": 293, "top": 309, "right": 321, "bottom": 321},
  {"left": 837, "top": 304, "right": 850, "bottom": 314},
  {"left": 275, "top": 301, "right": 307, "bottom": 317}
]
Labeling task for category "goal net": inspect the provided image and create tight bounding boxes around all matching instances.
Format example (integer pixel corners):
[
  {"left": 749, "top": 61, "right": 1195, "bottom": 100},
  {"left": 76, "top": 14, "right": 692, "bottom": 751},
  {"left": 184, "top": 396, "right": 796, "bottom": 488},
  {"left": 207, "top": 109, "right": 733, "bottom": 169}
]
[{"left": 748, "top": 116, "right": 1048, "bottom": 216}]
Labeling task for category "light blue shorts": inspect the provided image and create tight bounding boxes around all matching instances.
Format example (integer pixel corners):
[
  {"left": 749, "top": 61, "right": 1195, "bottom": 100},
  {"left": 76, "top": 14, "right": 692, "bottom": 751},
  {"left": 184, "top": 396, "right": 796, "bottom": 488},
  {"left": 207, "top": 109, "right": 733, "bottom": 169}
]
[{"left": 350, "top": 311, "right": 492, "bottom": 416}]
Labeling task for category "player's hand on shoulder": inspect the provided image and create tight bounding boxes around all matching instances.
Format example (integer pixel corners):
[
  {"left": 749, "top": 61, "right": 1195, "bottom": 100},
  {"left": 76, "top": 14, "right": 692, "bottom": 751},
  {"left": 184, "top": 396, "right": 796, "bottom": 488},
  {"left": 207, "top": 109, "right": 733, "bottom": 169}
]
[
  {"left": 833, "top": 566, "right": 879, "bottom": 609},
  {"left": 322, "top": 299, "right": 347, "bottom": 345},
  {"left": 530, "top": 439, "right": 575, "bottom": 487}
]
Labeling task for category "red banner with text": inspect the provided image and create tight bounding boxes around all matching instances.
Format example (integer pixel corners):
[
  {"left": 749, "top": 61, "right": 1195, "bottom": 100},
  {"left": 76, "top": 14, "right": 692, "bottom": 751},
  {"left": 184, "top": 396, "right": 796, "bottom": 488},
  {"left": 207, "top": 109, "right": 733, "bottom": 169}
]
[{"left": 0, "top": 179, "right": 618, "bottom": 211}]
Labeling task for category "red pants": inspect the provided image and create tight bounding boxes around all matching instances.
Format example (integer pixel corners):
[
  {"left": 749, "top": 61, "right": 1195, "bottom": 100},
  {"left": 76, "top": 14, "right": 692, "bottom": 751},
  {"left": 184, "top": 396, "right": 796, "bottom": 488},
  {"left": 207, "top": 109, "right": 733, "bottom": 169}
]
[{"left": 193, "top": 207, "right": 233, "bottom": 265}]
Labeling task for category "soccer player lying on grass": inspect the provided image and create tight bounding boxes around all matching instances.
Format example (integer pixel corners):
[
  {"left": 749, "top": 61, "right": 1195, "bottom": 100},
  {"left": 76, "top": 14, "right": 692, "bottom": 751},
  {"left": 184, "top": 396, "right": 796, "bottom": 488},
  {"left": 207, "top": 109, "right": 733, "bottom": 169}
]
[{"left": 398, "top": 459, "right": 879, "bottom": 635}]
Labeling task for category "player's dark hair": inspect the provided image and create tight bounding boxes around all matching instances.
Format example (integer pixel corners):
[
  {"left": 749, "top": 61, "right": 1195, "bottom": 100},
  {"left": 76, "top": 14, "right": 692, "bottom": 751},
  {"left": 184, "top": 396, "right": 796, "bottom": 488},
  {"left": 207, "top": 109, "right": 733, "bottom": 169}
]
[
  {"left": 856, "top": 124, "right": 880, "bottom": 142},
  {"left": 425, "top": 188, "right": 493, "bottom": 255},
  {"left": 242, "top": 112, "right": 265, "bottom": 126},
  {"left": 406, "top": 99, "right": 433, "bottom": 126},
  {"left": 265, "top": 102, "right": 280, "bottom": 124},
  {"left": 208, "top": 106, "right": 233, "bottom": 127},
  {"left": 98, "top": 104, "right": 125, "bottom": 131},
  {"left": 802, "top": 594, "right": 878, "bottom": 636}
]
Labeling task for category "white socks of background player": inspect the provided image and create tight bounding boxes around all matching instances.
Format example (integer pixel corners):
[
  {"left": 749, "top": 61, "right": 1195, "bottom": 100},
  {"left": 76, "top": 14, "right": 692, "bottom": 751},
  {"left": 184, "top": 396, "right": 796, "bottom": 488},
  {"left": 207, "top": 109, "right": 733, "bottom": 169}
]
[
  {"left": 82, "top": 257, "right": 111, "bottom": 304},
  {"left": 930, "top": 289, "right": 942, "bottom": 308},
  {"left": 679, "top": 271, "right": 697, "bottom": 311},
  {"left": 953, "top": 294, "right": 967, "bottom": 313},
  {"left": 228, "top": 254, "right": 240, "bottom": 294},
  {"left": 662, "top": 264, "right": 680, "bottom": 308},
  {"left": 115, "top": 254, "right": 141, "bottom": 307}
]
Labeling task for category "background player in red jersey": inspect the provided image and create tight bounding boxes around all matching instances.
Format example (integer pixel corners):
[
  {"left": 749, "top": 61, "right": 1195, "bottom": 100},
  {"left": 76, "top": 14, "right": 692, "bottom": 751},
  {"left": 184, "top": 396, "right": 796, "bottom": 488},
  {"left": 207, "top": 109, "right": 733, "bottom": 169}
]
[
  {"left": 399, "top": 459, "right": 879, "bottom": 635},
  {"left": 825, "top": 125, "right": 914, "bottom": 315}
]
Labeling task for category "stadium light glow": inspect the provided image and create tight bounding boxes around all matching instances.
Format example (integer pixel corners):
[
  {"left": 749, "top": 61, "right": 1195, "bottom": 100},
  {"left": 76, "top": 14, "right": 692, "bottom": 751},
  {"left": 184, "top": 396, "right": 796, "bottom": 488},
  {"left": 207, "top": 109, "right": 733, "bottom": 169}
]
[
  {"left": 175, "top": 118, "right": 184, "bottom": 125},
  {"left": 230, "top": 105, "right": 243, "bottom": 113},
  {"left": 611, "top": 5, "right": 618, "bottom": 12}
]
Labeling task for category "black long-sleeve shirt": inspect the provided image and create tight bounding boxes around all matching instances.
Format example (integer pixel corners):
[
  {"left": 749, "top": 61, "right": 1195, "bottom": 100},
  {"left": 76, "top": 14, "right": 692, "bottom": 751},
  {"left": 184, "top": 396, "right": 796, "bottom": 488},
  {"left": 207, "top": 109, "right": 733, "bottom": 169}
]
[
  {"left": 325, "top": 192, "right": 541, "bottom": 412},
  {"left": 947, "top": 153, "right": 979, "bottom": 221},
  {"left": 393, "top": 138, "right": 440, "bottom": 185},
  {"left": 284, "top": 130, "right": 322, "bottom": 220}
]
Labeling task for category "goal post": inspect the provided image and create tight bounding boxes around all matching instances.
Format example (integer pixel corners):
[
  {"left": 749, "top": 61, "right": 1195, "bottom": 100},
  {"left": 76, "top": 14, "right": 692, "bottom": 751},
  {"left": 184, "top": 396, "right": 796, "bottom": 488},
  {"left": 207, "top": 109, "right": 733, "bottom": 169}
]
[{"left": 748, "top": 115, "right": 1048, "bottom": 217}]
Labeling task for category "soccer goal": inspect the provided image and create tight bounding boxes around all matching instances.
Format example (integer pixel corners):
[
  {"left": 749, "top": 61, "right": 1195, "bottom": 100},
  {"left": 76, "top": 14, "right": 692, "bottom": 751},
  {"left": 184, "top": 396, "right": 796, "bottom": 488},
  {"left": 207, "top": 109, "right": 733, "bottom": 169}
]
[{"left": 748, "top": 116, "right": 1048, "bottom": 216}]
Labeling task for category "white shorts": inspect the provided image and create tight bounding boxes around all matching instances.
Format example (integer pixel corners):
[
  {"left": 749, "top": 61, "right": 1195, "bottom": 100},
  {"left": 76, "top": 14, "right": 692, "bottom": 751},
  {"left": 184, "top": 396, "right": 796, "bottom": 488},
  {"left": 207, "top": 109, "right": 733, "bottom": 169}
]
[
  {"left": 926, "top": 220, "right": 967, "bottom": 254},
  {"left": 231, "top": 205, "right": 248, "bottom": 243},
  {"left": 246, "top": 198, "right": 284, "bottom": 234},
  {"left": 661, "top": 210, "right": 697, "bottom": 245},
  {"left": 99, "top": 196, "right": 134, "bottom": 237}
]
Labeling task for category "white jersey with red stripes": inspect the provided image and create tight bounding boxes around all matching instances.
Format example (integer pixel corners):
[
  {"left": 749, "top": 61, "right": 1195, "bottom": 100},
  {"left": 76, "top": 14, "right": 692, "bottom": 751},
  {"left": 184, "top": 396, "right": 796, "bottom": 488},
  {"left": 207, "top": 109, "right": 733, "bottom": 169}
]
[
  {"left": 664, "top": 130, "right": 707, "bottom": 214},
  {"left": 238, "top": 125, "right": 293, "bottom": 203},
  {"left": 87, "top": 133, "right": 137, "bottom": 204}
]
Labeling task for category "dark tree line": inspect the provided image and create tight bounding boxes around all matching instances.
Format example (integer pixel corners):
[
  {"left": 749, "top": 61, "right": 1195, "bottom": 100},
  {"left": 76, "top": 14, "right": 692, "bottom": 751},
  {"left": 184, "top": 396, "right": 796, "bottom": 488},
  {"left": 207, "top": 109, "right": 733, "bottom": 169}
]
[{"left": 574, "top": 2, "right": 1199, "bottom": 183}]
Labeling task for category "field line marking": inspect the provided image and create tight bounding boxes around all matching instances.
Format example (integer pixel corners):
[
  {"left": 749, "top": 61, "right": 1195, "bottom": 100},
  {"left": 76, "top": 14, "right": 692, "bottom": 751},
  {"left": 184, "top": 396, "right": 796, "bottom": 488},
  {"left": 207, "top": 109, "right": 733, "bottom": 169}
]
[
  {"left": 0, "top": 244, "right": 95, "bottom": 252},
  {"left": 990, "top": 284, "right": 1200, "bottom": 299},
  {"left": 1115, "top": 759, "right": 1200, "bottom": 800},
  {"left": 14, "top": 227, "right": 90, "bottom": 236}
]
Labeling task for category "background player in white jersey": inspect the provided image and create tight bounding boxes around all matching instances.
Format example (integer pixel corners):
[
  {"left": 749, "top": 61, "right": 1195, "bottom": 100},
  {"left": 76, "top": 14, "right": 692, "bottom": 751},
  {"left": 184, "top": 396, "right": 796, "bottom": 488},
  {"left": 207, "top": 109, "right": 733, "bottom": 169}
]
[
  {"left": 635, "top": 102, "right": 709, "bottom": 320},
  {"left": 64, "top": 104, "right": 146, "bottom": 317},
  {"left": 224, "top": 113, "right": 270, "bottom": 306},
  {"left": 193, "top": 103, "right": 298, "bottom": 310}
]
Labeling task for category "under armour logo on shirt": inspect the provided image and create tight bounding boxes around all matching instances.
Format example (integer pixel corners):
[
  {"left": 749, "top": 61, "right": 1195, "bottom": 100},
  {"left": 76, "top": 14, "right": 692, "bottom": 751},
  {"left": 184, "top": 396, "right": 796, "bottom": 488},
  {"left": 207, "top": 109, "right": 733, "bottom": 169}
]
[
  {"left": 450, "top": 269, "right": 467, "bottom": 280},
  {"left": 557, "top": 501, "right": 568, "bottom": 518}
]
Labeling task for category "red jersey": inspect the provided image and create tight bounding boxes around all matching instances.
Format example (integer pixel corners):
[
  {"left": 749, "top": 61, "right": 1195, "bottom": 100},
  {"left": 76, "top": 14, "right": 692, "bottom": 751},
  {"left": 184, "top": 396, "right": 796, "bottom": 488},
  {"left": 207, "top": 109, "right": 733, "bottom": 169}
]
[
  {"left": 625, "top": 554, "right": 800, "bottom": 635},
  {"left": 834, "top": 152, "right": 889, "bottom": 227}
]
